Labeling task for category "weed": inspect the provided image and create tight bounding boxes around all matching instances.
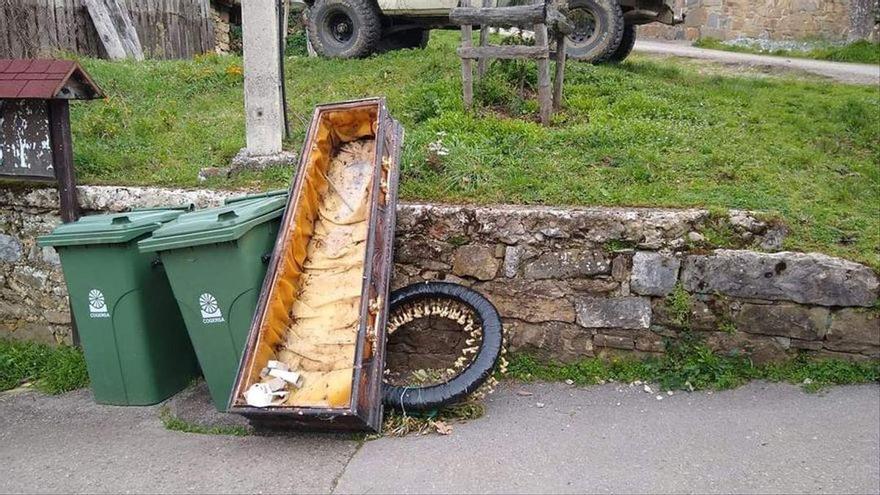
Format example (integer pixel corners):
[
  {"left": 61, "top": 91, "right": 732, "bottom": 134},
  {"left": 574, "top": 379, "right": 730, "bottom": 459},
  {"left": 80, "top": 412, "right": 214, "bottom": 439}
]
[
  {"left": 158, "top": 407, "right": 250, "bottom": 436},
  {"left": 38, "top": 345, "right": 90, "bottom": 394},
  {"left": 760, "top": 356, "right": 880, "bottom": 393},
  {"left": 652, "top": 334, "right": 753, "bottom": 390},
  {"left": 376, "top": 399, "right": 486, "bottom": 438},
  {"left": 507, "top": 350, "right": 880, "bottom": 393},
  {"left": 605, "top": 239, "right": 636, "bottom": 252},
  {"left": 0, "top": 339, "right": 88, "bottom": 394},
  {"left": 447, "top": 235, "right": 470, "bottom": 247},
  {"left": 665, "top": 284, "right": 692, "bottom": 327}
]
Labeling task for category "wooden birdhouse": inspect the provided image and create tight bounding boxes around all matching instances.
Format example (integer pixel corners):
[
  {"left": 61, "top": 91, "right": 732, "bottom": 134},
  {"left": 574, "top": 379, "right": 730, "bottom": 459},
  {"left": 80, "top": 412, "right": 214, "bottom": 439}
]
[{"left": 0, "top": 59, "right": 103, "bottom": 223}]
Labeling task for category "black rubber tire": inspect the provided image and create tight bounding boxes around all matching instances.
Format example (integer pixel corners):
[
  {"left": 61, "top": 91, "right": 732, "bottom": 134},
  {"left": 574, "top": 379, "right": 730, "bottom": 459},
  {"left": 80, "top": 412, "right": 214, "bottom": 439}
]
[
  {"left": 382, "top": 282, "right": 503, "bottom": 413},
  {"left": 603, "top": 23, "right": 636, "bottom": 63},
  {"left": 564, "top": 0, "right": 624, "bottom": 63},
  {"left": 307, "top": 0, "right": 382, "bottom": 58},
  {"left": 376, "top": 29, "right": 430, "bottom": 53}
]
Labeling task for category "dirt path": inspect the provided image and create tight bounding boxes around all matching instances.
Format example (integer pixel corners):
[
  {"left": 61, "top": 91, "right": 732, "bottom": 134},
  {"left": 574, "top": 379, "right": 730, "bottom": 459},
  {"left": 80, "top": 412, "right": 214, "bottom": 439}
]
[{"left": 634, "top": 40, "right": 880, "bottom": 85}]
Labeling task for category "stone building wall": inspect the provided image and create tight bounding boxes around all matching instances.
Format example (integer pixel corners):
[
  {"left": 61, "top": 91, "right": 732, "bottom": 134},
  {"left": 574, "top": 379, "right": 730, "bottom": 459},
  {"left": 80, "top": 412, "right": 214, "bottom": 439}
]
[
  {"left": 210, "top": 0, "right": 239, "bottom": 54},
  {"left": 1, "top": 186, "right": 878, "bottom": 363},
  {"left": 639, "top": 0, "right": 879, "bottom": 42}
]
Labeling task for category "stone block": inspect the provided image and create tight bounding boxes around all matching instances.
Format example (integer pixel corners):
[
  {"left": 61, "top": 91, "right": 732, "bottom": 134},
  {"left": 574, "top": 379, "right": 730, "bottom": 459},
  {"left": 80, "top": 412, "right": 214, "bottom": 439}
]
[
  {"left": 396, "top": 237, "right": 452, "bottom": 271},
  {"left": 631, "top": 251, "right": 680, "bottom": 296},
  {"left": 503, "top": 245, "right": 523, "bottom": 278},
  {"left": 733, "top": 303, "right": 828, "bottom": 340},
  {"left": 566, "top": 278, "right": 619, "bottom": 295},
  {"left": 825, "top": 309, "right": 880, "bottom": 355},
  {"left": 0, "top": 234, "right": 22, "bottom": 262},
  {"left": 9, "top": 266, "right": 48, "bottom": 294},
  {"left": 524, "top": 249, "right": 610, "bottom": 279},
  {"left": 452, "top": 245, "right": 500, "bottom": 280},
  {"left": 575, "top": 297, "right": 651, "bottom": 330},
  {"left": 593, "top": 333, "right": 635, "bottom": 350},
  {"left": 681, "top": 250, "right": 879, "bottom": 307},
  {"left": 477, "top": 280, "right": 576, "bottom": 323},
  {"left": 635, "top": 330, "right": 665, "bottom": 353},
  {"left": 611, "top": 254, "right": 630, "bottom": 282},
  {"left": 703, "top": 331, "right": 792, "bottom": 364},
  {"left": 40, "top": 247, "right": 60, "bottom": 266},
  {"left": 44, "top": 310, "right": 71, "bottom": 325},
  {"left": 790, "top": 339, "right": 823, "bottom": 351},
  {"left": 507, "top": 320, "right": 594, "bottom": 362}
]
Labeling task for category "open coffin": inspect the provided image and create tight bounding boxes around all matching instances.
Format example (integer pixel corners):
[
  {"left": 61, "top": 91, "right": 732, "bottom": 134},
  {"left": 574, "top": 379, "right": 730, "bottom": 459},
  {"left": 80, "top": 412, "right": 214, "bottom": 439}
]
[{"left": 228, "top": 98, "right": 402, "bottom": 432}]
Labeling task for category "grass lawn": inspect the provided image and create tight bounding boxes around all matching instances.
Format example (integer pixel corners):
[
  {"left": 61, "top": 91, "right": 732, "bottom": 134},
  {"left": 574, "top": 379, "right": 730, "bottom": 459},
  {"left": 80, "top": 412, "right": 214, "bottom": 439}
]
[
  {"left": 693, "top": 38, "right": 880, "bottom": 65},
  {"left": 68, "top": 31, "right": 879, "bottom": 269}
]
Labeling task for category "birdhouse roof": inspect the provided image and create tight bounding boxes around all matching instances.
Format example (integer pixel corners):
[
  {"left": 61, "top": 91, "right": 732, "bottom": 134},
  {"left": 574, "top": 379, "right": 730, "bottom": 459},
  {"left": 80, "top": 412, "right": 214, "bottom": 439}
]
[{"left": 0, "top": 59, "right": 104, "bottom": 100}]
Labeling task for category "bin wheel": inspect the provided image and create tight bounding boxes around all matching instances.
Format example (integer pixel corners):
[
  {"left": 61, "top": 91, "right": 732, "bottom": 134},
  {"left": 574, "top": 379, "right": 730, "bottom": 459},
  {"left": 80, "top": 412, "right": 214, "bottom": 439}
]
[{"left": 382, "top": 282, "right": 503, "bottom": 413}]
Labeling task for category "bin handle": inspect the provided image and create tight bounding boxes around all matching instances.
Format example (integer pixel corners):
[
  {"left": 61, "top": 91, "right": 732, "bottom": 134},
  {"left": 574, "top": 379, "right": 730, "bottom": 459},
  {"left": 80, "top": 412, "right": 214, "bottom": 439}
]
[
  {"left": 218, "top": 210, "right": 239, "bottom": 222},
  {"left": 128, "top": 204, "right": 195, "bottom": 212},
  {"left": 261, "top": 253, "right": 272, "bottom": 264}
]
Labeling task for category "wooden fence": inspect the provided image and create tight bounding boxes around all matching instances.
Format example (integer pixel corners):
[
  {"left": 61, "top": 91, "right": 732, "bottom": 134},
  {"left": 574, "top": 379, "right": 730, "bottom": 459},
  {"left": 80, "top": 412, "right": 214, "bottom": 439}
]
[{"left": 0, "top": 0, "right": 215, "bottom": 59}]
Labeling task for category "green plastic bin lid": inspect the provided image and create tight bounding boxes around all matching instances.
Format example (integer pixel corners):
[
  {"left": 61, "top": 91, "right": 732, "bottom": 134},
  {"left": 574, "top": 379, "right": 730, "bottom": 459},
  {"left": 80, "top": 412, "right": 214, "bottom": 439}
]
[
  {"left": 37, "top": 209, "right": 187, "bottom": 247},
  {"left": 138, "top": 194, "right": 287, "bottom": 253},
  {"left": 224, "top": 189, "right": 288, "bottom": 205}
]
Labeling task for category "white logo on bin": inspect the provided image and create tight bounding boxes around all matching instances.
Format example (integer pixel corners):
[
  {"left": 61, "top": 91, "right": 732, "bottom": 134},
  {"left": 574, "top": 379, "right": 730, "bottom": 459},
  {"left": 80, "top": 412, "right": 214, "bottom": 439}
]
[
  {"left": 199, "top": 293, "right": 225, "bottom": 324},
  {"left": 88, "top": 289, "right": 109, "bottom": 318}
]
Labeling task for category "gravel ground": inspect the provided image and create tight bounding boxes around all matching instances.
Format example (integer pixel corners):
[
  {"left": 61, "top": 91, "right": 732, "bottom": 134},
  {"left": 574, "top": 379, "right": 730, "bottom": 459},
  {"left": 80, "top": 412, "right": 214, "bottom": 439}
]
[{"left": 633, "top": 39, "right": 880, "bottom": 85}]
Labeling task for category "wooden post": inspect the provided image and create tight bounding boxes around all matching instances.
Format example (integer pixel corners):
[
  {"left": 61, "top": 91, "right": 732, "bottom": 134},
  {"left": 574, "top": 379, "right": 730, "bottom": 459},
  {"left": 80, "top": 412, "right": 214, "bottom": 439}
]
[
  {"left": 477, "top": 0, "right": 491, "bottom": 79},
  {"left": 553, "top": 31, "right": 566, "bottom": 111},
  {"left": 47, "top": 99, "right": 81, "bottom": 347},
  {"left": 47, "top": 100, "right": 79, "bottom": 224},
  {"left": 460, "top": 0, "right": 474, "bottom": 111},
  {"left": 532, "top": 0, "right": 552, "bottom": 125}
]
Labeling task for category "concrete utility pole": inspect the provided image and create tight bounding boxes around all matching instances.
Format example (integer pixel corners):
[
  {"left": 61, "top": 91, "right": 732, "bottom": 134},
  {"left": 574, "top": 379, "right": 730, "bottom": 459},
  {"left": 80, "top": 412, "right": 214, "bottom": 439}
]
[{"left": 229, "top": 0, "right": 295, "bottom": 174}]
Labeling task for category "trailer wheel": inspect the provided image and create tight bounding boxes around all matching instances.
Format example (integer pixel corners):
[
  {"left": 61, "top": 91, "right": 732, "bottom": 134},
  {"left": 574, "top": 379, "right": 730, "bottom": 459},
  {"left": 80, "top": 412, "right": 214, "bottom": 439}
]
[
  {"left": 307, "top": 0, "right": 382, "bottom": 58},
  {"left": 382, "top": 282, "right": 503, "bottom": 413},
  {"left": 603, "top": 23, "right": 636, "bottom": 63},
  {"left": 564, "top": 0, "right": 624, "bottom": 63}
]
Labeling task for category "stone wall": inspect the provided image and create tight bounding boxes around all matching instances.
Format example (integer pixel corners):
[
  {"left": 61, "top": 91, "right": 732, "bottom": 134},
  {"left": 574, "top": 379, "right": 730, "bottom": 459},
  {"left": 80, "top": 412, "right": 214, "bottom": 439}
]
[
  {"left": 1, "top": 186, "right": 878, "bottom": 363},
  {"left": 640, "top": 0, "right": 879, "bottom": 42},
  {"left": 210, "top": 0, "right": 239, "bottom": 54}
]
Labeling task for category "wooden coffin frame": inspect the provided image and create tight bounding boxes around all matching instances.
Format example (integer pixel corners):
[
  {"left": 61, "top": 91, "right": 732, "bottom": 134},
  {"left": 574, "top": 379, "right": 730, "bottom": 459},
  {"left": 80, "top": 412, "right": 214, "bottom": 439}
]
[{"left": 228, "top": 98, "right": 403, "bottom": 432}]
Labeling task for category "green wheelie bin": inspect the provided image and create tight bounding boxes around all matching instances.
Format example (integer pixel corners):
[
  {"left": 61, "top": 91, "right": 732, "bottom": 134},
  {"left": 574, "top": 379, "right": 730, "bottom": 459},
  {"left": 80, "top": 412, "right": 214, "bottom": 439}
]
[
  {"left": 138, "top": 191, "right": 287, "bottom": 411},
  {"left": 37, "top": 209, "right": 200, "bottom": 405}
]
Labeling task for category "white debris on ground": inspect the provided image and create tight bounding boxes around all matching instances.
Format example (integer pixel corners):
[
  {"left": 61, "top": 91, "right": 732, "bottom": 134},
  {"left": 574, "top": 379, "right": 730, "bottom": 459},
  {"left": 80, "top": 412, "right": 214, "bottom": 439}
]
[{"left": 244, "top": 360, "right": 303, "bottom": 407}]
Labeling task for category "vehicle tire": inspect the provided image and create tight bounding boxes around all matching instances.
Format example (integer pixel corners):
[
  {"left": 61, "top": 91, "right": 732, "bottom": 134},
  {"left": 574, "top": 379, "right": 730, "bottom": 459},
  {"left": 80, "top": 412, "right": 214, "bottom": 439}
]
[
  {"left": 564, "top": 0, "right": 624, "bottom": 63},
  {"left": 376, "top": 29, "right": 430, "bottom": 53},
  {"left": 382, "top": 282, "right": 503, "bottom": 413},
  {"left": 307, "top": 0, "right": 382, "bottom": 58},
  {"left": 603, "top": 23, "right": 636, "bottom": 63}
]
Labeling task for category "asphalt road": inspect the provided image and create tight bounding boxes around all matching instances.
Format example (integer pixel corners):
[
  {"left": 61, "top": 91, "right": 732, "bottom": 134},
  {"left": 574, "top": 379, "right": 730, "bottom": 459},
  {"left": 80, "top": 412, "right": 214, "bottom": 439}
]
[
  {"left": 1, "top": 381, "right": 878, "bottom": 494},
  {"left": 633, "top": 40, "right": 880, "bottom": 85}
]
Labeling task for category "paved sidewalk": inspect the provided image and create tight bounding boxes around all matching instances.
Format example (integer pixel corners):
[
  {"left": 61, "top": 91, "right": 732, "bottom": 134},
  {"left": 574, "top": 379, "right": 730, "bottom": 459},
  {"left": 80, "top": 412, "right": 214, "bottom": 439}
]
[
  {"left": 1, "top": 382, "right": 878, "bottom": 494},
  {"left": 633, "top": 40, "right": 880, "bottom": 85}
]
